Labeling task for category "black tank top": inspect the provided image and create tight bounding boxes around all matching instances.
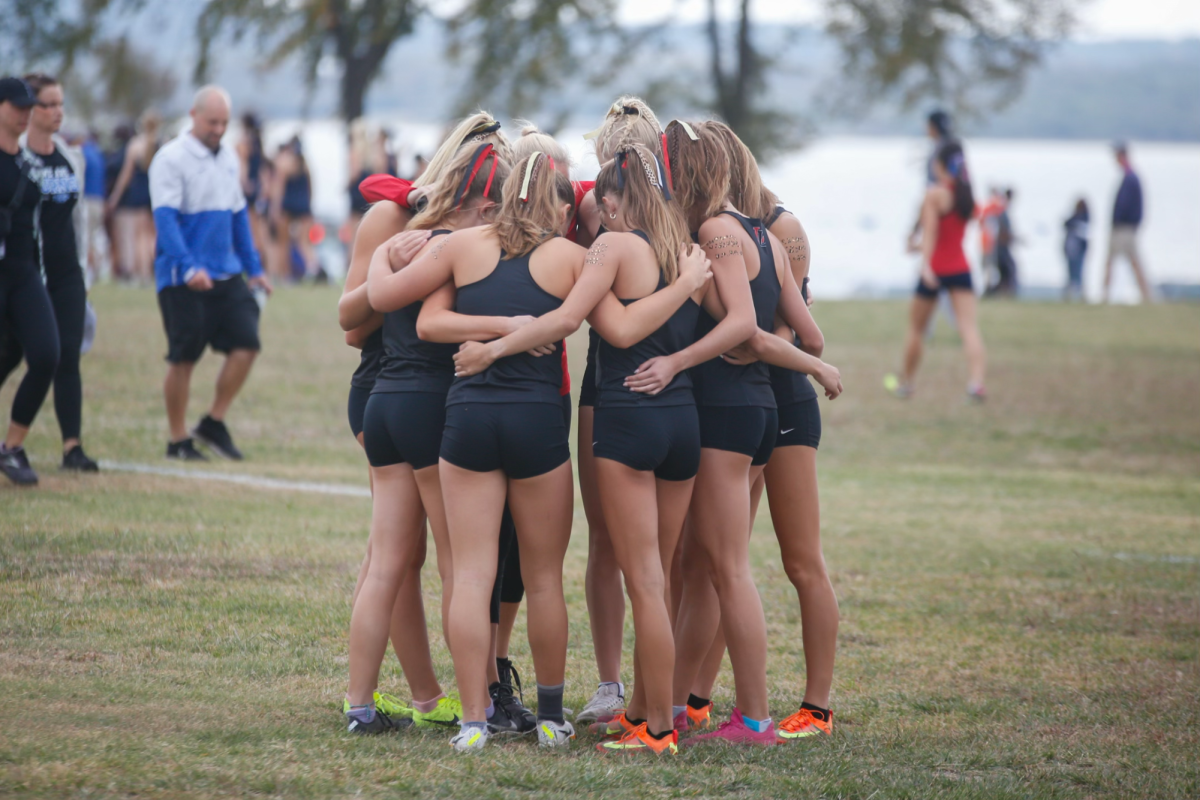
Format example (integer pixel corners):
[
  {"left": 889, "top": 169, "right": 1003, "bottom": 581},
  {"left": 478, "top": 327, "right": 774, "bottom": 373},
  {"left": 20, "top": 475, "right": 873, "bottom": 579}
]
[
  {"left": 763, "top": 205, "right": 818, "bottom": 404},
  {"left": 596, "top": 230, "right": 698, "bottom": 407},
  {"left": 372, "top": 230, "right": 458, "bottom": 394},
  {"left": 351, "top": 328, "right": 385, "bottom": 390},
  {"left": 447, "top": 243, "right": 565, "bottom": 406},
  {"left": 692, "top": 211, "right": 780, "bottom": 408}
]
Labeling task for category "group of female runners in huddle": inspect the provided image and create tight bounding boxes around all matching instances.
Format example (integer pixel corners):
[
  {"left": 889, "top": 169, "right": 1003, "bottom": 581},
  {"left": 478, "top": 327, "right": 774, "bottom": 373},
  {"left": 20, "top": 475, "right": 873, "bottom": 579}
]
[{"left": 336, "top": 98, "right": 844, "bottom": 754}]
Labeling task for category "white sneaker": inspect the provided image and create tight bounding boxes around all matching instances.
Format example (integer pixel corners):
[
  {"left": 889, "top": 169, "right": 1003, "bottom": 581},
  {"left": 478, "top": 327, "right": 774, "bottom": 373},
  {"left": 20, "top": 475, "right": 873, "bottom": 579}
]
[
  {"left": 575, "top": 682, "right": 625, "bottom": 724},
  {"left": 449, "top": 725, "right": 489, "bottom": 753},
  {"left": 536, "top": 718, "right": 576, "bottom": 748}
]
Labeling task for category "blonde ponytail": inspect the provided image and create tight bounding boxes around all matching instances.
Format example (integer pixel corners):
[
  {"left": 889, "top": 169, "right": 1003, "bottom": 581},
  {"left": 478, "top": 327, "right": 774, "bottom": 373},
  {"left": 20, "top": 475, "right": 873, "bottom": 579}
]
[
  {"left": 493, "top": 152, "right": 575, "bottom": 257},
  {"left": 416, "top": 111, "right": 513, "bottom": 188}
]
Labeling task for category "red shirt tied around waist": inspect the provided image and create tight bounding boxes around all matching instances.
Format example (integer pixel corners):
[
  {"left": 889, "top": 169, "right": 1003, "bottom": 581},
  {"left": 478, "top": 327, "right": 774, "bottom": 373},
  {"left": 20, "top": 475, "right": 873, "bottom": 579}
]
[
  {"left": 930, "top": 202, "right": 971, "bottom": 277},
  {"left": 357, "top": 173, "right": 574, "bottom": 396}
]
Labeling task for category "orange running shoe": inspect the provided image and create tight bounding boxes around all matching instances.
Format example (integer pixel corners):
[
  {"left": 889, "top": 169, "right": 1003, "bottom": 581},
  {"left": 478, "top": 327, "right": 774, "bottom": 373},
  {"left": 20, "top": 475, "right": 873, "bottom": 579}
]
[
  {"left": 588, "top": 711, "right": 638, "bottom": 738},
  {"left": 673, "top": 701, "right": 713, "bottom": 731},
  {"left": 596, "top": 722, "right": 678, "bottom": 755},
  {"left": 777, "top": 707, "right": 833, "bottom": 740}
]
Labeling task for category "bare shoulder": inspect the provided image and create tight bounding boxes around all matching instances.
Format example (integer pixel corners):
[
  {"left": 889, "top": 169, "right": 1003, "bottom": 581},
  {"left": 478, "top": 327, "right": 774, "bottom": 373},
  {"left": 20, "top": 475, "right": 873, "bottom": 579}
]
[
  {"left": 926, "top": 184, "right": 953, "bottom": 212},
  {"left": 768, "top": 210, "right": 807, "bottom": 242},
  {"left": 545, "top": 236, "right": 587, "bottom": 259},
  {"left": 698, "top": 214, "right": 741, "bottom": 244},
  {"left": 360, "top": 201, "right": 408, "bottom": 239}
]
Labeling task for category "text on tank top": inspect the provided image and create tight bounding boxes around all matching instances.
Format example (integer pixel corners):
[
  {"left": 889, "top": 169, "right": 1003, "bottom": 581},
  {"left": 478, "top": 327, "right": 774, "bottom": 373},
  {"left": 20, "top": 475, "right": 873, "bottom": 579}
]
[
  {"left": 372, "top": 230, "right": 459, "bottom": 394},
  {"left": 447, "top": 242, "right": 565, "bottom": 406},
  {"left": 596, "top": 230, "right": 698, "bottom": 407},
  {"left": 692, "top": 211, "right": 780, "bottom": 409}
]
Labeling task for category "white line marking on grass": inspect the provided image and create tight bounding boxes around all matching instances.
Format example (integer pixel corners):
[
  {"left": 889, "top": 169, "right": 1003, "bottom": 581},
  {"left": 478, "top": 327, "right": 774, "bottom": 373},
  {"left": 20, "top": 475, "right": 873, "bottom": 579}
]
[{"left": 103, "top": 462, "right": 371, "bottom": 498}]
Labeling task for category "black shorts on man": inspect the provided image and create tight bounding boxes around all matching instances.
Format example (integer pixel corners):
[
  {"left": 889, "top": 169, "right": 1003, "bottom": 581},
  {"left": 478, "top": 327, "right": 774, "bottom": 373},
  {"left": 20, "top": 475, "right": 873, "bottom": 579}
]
[{"left": 158, "top": 276, "right": 260, "bottom": 364}]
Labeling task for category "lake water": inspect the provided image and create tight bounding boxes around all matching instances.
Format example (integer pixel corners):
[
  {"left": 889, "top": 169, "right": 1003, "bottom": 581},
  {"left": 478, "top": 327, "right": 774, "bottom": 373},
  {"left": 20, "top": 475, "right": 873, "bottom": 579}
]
[{"left": 263, "top": 120, "right": 1199, "bottom": 303}]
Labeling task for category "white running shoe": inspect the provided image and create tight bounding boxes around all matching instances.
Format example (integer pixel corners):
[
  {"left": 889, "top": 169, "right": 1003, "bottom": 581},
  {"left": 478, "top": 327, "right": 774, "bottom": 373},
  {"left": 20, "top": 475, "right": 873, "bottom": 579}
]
[
  {"left": 536, "top": 719, "right": 576, "bottom": 748},
  {"left": 449, "top": 725, "right": 489, "bottom": 753},
  {"left": 575, "top": 682, "right": 625, "bottom": 724}
]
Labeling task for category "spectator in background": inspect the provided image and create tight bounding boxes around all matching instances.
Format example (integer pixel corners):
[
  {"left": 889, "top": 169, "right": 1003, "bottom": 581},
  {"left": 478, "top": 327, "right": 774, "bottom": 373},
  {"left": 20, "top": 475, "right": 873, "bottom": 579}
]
[
  {"left": 1104, "top": 142, "right": 1152, "bottom": 303},
  {"left": 81, "top": 128, "right": 110, "bottom": 282},
  {"left": 1063, "top": 199, "right": 1089, "bottom": 302},
  {"left": 345, "top": 122, "right": 399, "bottom": 242},
  {"left": 0, "top": 72, "right": 98, "bottom": 472},
  {"left": 986, "top": 188, "right": 1018, "bottom": 297},
  {"left": 150, "top": 85, "right": 272, "bottom": 462},
  {"left": 0, "top": 76, "right": 60, "bottom": 486},
  {"left": 977, "top": 187, "right": 1004, "bottom": 281},
  {"left": 269, "top": 136, "right": 317, "bottom": 281},
  {"left": 236, "top": 112, "right": 271, "bottom": 274},
  {"left": 108, "top": 109, "right": 161, "bottom": 285}
]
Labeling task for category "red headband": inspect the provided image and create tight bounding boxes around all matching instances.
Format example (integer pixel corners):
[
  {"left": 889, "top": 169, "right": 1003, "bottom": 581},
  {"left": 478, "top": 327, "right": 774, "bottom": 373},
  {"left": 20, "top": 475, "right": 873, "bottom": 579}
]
[{"left": 660, "top": 132, "right": 674, "bottom": 193}]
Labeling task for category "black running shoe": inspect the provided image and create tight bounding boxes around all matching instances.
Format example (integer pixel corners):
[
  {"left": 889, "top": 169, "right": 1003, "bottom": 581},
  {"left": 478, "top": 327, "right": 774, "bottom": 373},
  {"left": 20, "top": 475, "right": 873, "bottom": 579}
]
[
  {"left": 0, "top": 445, "right": 38, "bottom": 486},
  {"left": 166, "top": 438, "right": 208, "bottom": 461},
  {"left": 491, "top": 657, "right": 536, "bottom": 735},
  {"left": 346, "top": 709, "right": 409, "bottom": 735},
  {"left": 61, "top": 445, "right": 100, "bottom": 472},
  {"left": 191, "top": 415, "right": 243, "bottom": 460}
]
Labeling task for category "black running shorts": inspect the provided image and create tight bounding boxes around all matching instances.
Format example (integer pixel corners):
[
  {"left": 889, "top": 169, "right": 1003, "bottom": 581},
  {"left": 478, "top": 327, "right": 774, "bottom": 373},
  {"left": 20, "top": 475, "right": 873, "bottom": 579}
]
[
  {"left": 362, "top": 391, "right": 446, "bottom": 470},
  {"left": 157, "top": 276, "right": 261, "bottom": 364},
  {"left": 915, "top": 270, "right": 973, "bottom": 299},
  {"left": 593, "top": 404, "right": 701, "bottom": 481},
  {"left": 347, "top": 384, "right": 371, "bottom": 439},
  {"left": 775, "top": 396, "right": 821, "bottom": 450},
  {"left": 698, "top": 405, "right": 779, "bottom": 466},
  {"left": 441, "top": 402, "right": 570, "bottom": 479}
]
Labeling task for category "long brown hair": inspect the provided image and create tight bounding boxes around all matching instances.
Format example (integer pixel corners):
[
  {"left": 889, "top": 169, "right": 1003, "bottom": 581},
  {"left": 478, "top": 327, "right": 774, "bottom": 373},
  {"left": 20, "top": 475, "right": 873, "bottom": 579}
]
[
  {"left": 594, "top": 144, "right": 689, "bottom": 284},
  {"left": 492, "top": 152, "right": 575, "bottom": 257},
  {"left": 664, "top": 119, "right": 730, "bottom": 224},
  {"left": 408, "top": 142, "right": 510, "bottom": 231},
  {"left": 703, "top": 120, "right": 778, "bottom": 220}
]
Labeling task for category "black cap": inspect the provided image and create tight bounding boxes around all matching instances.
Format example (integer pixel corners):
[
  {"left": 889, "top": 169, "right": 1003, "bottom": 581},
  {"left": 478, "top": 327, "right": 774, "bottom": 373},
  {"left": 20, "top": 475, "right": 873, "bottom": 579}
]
[
  {"left": 928, "top": 109, "right": 952, "bottom": 138},
  {"left": 0, "top": 77, "right": 37, "bottom": 108}
]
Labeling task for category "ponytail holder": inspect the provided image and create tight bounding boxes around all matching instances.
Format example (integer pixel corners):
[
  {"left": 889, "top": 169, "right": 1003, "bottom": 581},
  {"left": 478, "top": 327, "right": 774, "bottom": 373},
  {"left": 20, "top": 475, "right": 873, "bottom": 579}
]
[
  {"left": 621, "top": 105, "right": 638, "bottom": 115},
  {"left": 670, "top": 120, "right": 699, "bottom": 141},
  {"left": 660, "top": 132, "right": 674, "bottom": 193},
  {"left": 582, "top": 126, "right": 603, "bottom": 141},
  {"left": 655, "top": 154, "right": 672, "bottom": 201},
  {"left": 463, "top": 120, "right": 501, "bottom": 144},
  {"left": 519, "top": 152, "right": 543, "bottom": 202},
  {"left": 947, "top": 153, "right": 965, "bottom": 178},
  {"left": 615, "top": 152, "right": 627, "bottom": 191},
  {"left": 453, "top": 143, "right": 495, "bottom": 209}
]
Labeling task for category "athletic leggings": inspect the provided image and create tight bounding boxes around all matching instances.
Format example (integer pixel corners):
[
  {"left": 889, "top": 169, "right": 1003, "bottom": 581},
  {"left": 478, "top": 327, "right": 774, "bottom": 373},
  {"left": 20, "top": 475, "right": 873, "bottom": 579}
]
[
  {"left": 0, "top": 274, "right": 84, "bottom": 440},
  {"left": 0, "top": 269, "right": 60, "bottom": 430}
]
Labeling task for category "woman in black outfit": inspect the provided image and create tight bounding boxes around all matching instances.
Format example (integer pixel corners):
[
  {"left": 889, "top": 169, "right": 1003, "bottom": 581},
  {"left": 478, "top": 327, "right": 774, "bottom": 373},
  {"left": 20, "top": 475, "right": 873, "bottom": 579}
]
[
  {"left": 0, "top": 77, "right": 60, "bottom": 486},
  {"left": 0, "top": 73, "right": 98, "bottom": 473}
]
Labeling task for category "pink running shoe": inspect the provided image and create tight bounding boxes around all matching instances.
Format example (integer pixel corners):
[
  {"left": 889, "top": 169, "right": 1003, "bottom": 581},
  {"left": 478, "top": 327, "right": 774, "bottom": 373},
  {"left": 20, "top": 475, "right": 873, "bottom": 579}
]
[{"left": 682, "top": 708, "right": 777, "bottom": 747}]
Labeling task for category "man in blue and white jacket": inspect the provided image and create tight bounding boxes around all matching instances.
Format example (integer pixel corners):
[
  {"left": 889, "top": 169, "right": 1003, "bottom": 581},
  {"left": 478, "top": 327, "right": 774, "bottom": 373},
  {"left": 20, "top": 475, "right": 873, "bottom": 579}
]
[{"left": 150, "top": 85, "right": 272, "bottom": 462}]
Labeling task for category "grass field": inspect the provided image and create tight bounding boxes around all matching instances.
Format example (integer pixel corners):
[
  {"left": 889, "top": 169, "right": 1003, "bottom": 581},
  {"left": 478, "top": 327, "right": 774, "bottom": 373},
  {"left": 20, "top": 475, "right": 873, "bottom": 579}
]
[{"left": 2, "top": 284, "right": 1198, "bottom": 799}]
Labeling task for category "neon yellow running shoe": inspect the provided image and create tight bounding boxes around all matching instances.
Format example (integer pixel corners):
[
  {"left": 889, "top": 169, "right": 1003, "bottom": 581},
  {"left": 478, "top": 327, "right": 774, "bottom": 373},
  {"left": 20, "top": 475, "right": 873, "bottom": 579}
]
[
  {"left": 342, "top": 692, "right": 414, "bottom": 721},
  {"left": 413, "top": 695, "right": 463, "bottom": 729}
]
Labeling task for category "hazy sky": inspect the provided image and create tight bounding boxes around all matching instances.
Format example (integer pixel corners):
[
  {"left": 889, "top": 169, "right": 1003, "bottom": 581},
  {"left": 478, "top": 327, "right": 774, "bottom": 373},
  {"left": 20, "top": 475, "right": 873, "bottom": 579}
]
[{"left": 617, "top": 0, "right": 1200, "bottom": 40}]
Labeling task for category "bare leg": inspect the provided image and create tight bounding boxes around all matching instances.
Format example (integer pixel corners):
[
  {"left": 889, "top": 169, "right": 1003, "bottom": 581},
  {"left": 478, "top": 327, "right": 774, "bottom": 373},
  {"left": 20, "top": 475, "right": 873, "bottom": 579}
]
[
  {"left": 413, "top": 464, "right": 454, "bottom": 644},
  {"left": 579, "top": 407, "right": 625, "bottom": 684},
  {"left": 765, "top": 445, "right": 838, "bottom": 709},
  {"left": 672, "top": 528, "right": 722, "bottom": 706},
  {"left": 210, "top": 349, "right": 257, "bottom": 421},
  {"left": 596, "top": 457, "right": 693, "bottom": 733},
  {"left": 441, "top": 460, "right": 508, "bottom": 723},
  {"left": 674, "top": 451, "right": 769, "bottom": 720},
  {"left": 508, "top": 462, "right": 574, "bottom": 696},
  {"left": 4, "top": 421, "right": 30, "bottom": 449},
  {"left": 387, "top": 537, "right": 441, "bottom": 701},
  {"left": 902, "top": 296, "right": 938, "bottom": 386},
  {"left": 948, "top": 290, "right": 986, "bottom": 388},
  {"left": 497, "top": 602, "right": 520, "bottom": 657},
  {"left": 346, "top": 462, "right": 426, "bottom": 706},
  {"left": 137, "top": 210, "right": 156, "bottom": 285},
  {"left": 692, "top": 468, "right": 768, "bottom": 699},
  {"left": 164, "top": 361, "right": 195, "bottom": 442}
]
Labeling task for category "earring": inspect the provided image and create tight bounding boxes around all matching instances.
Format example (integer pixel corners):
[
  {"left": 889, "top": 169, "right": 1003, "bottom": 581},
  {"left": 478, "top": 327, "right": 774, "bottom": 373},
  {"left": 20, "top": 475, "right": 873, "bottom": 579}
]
[{"left": 609, "top": 212, "right": 617, "bottom": 219}]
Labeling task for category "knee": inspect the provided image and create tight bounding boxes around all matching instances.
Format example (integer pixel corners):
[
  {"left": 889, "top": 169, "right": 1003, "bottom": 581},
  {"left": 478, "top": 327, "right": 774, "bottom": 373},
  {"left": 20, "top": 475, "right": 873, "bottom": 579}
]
[
  {"left": 782, "top": 553, "right": 829, "bottom": 591},
  {"left": 705, "top": 560, "right": 750, "bottom": 595},
  {"left": 27, "top": 341, "right": 60, "bottom": 377}
]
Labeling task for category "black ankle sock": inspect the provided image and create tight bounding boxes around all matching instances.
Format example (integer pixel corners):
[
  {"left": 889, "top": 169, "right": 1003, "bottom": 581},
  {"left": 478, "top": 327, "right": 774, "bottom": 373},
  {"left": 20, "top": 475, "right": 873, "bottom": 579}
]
[
  {"left": 625, "top": 716, "right": 646, "bottom": 727},
  {"left": 686, "top": 693, "right": 710, "bottom": 711},
  {"left": 800, "top": 701, "right": 830, "bottom": 721},
  {"left": 648, "top": 727, "right": 673, "bottom": 740},
  {"left": 536, "top": 683, "right": 564, "bottom": 724}
]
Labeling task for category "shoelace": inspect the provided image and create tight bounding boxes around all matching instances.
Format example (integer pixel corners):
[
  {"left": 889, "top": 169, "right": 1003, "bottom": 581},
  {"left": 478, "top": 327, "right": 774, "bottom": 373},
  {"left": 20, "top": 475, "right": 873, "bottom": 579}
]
[{"left": 499, "top": 660, "right": 524, "bottom": 703}]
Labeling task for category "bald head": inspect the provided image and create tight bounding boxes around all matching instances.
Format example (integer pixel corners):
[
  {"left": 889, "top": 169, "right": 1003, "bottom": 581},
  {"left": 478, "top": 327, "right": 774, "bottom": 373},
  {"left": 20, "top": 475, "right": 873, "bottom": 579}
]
[{"left": 190, "top": 85, "right": 231, "bottom": 152}]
